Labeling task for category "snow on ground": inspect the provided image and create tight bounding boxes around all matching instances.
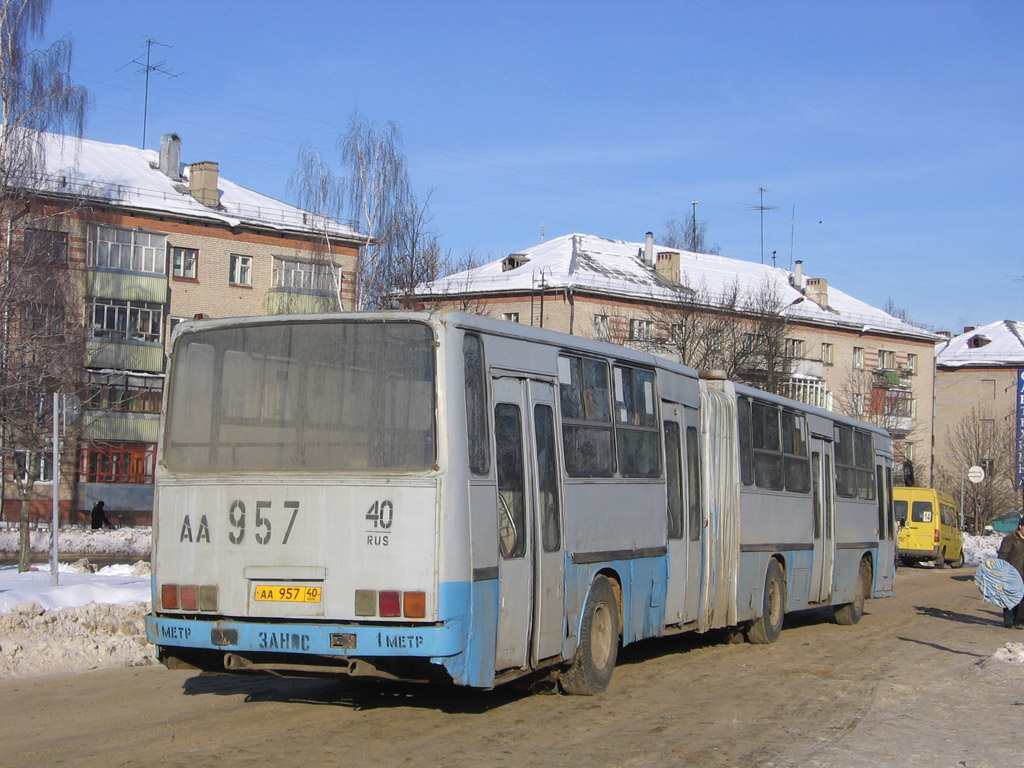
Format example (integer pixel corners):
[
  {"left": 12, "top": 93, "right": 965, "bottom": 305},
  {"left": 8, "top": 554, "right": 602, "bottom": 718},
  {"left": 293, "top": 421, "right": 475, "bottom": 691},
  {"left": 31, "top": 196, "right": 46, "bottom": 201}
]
[{"left": 0, "top": 528, "right": 1018, "bottom": 679}]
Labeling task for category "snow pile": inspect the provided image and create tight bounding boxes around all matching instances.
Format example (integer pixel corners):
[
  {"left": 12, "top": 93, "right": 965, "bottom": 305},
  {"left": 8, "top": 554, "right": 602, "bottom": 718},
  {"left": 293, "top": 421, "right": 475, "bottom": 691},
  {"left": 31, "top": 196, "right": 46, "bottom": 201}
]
[
  {"left": 0, "top": 559, "right": 154, "bottom": 678},
  {"left": 0, "top": 599, "right": 154, "bottom": 678},
  {"left": 963, "top": 532, "right": 1001, "bottom": 566},
  {"left": 0, "top": 526, "right": 151, "bottom": 557},
  {"left": 993, "top": 642, "right": 1024, "bottom": 664}
]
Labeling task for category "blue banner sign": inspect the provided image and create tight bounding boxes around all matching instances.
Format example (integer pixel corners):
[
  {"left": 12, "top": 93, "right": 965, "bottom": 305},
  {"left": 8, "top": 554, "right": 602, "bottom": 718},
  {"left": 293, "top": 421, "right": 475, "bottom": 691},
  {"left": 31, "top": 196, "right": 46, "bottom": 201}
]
[{"left": 1017, "top": 369, "right": 1024, "bottom": 488}]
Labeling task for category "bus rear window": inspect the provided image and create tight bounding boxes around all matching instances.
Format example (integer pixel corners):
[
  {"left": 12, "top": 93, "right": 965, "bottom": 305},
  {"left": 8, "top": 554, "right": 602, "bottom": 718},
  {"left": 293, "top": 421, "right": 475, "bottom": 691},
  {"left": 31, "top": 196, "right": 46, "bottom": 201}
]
[{"left": 163, "top": 320, "right": 436, "bottom": 473}]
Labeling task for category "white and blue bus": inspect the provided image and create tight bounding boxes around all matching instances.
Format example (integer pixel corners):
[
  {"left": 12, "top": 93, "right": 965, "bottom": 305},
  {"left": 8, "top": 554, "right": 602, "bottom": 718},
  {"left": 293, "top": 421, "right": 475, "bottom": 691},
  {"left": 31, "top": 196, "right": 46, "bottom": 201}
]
[{"left": 146, "top": 310, "right": 896, "bottom": 694}]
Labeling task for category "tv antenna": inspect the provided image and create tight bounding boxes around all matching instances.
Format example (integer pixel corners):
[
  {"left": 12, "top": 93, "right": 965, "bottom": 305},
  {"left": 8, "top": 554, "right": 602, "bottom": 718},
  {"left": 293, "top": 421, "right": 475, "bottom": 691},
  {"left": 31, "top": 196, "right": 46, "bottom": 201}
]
[
  {"left": 743, "top": 186, "right": 778, "bottom": 264},
  {"left": 119, "top": 38, "right": 181, "bottom": 149}
]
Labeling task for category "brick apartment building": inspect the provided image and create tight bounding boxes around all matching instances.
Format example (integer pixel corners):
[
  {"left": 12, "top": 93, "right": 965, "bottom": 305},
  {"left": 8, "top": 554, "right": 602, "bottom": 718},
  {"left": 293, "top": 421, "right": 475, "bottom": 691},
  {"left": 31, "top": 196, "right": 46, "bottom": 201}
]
[{"left": 2, "top": 131, "right": 365, "bottom": 525}]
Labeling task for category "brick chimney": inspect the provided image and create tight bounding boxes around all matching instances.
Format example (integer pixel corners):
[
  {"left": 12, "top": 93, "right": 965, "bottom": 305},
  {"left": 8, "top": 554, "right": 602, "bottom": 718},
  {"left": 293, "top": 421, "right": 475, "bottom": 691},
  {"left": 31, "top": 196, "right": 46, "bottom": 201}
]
[
  {"left": 655, "top": 251, "right": 681, "bottom": 283},
  {"left": 188, "top": 161, "right": 220, "bottom": 208},
  {"left": 805, "top": 277, "right": 829, "bottom": 307}
]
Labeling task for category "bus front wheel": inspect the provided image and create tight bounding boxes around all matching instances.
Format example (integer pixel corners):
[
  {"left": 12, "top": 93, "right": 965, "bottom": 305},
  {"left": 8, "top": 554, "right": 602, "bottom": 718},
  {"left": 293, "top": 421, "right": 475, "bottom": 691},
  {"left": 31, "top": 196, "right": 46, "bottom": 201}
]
[
  {"left": 748, "top": 559, "right": 786, "bottom": 644},
  {"left": 560, "top": 575, "right": 619, "bottom": 695}
]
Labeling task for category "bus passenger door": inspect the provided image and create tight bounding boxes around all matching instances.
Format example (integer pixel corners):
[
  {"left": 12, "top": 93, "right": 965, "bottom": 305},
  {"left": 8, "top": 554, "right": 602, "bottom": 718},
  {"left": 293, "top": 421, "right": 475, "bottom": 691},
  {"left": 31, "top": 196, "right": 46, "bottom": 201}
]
[
  {"left": 875, "top": 461, "right": 896, "bottom": 596},
  {"left": 528, "top": 380, "right": 565, "bottom": 664},
  {"left": 810, "top": 437, "right": 836, "bottom": 603},
  {"left": 492, "top": 376, "right": 564, "bottom": 671},
  {"left": 662, "top": 403, "right": 686, "bottom": 624}
]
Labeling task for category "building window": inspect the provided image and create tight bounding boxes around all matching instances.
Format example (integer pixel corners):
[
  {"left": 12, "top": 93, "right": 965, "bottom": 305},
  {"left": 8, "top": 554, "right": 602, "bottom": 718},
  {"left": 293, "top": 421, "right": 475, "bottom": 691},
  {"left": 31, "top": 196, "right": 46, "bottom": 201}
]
[
  {"left": 24, "top": 229, "right": 68, "bottom": 264},
  {"left": 630, "top": 318, "right": 653, "bottom": 341},
  {"left": 872, "top": 387, "right": 912, "bottom": 417},
  {"left": 906, "top": 353, "right": 917, "bottom": 374},
  {"left": 84, "top": 371, "right": 163, "bottom": 414},
  {"left": 852, "top": 347, "right": 864, "bottom": 369},
  {"left": 785, "top": 338, "right": 805, "bottom": 358},
  {"left": 229, "top": 254, "right": 252, "bottom": 286},
  {"left": 272, "top": 257, "right": 339, "bottom": 294},
  {"left": 13, "top": 449, "right": 53, "bottom": 483},
  {"left": 91, "top": 226, "right": 166, "bottom": 275},
  {"left": 78, "top": 442, "right": 155, "bottom": 485},
  {"left": 821, "top": 342, "right": 834, "bottom": 366},
  {"left": 91, "top": 299, "right": 163, "bottom": 343},
  {"left": 594, "top": 314, "right": 609, "bottom": 341},
  {"left": 502, "top": 312, "right": 520, "bottom": 323},
  {"left": 878, "top": 349, "right": 895, "bottom": 370},
  {"left": 708, "top": 329, "right": 722, "bottom": 352},
  {"left": 981, "top": 379, "right": 996, "bottom": 400},
  {"left": 171, "top": 247, "right": 198, "bottom": 279}
]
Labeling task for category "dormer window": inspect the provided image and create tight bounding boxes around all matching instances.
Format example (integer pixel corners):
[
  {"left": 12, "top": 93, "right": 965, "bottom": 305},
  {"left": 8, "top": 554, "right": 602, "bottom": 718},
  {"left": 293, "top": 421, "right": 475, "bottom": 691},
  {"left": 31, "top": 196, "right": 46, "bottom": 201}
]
[
  {"left": 968, "top": 335, "right": 991, "bottom": 348},
  {"left": 502, "top": 253, "right": 529, "bottom": 272}
]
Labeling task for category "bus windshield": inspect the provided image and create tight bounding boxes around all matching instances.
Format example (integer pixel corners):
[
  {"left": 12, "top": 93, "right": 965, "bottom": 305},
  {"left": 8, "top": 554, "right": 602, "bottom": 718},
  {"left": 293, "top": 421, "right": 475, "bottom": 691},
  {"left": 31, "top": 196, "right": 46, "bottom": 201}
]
[{"left": 163, "top": 319, "right": 436, "bottom": 473}]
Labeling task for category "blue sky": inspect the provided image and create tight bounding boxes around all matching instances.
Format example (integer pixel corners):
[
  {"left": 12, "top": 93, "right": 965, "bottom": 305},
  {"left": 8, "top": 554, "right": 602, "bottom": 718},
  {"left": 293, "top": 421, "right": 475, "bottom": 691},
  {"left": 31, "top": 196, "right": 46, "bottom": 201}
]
[{"left": 48, "top": 0, "right": 1024, "bottom": 332}]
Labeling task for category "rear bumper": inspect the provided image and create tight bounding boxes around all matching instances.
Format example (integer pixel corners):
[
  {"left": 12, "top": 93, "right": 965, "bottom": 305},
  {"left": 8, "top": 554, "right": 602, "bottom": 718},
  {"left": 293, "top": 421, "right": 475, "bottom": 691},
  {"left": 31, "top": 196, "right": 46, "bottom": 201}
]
[
  {"left": 898, "top": 547, "right": 941, "bottom": 562},
  {"left": 145, "top": 615, "right": 464, "bottom": 658}
]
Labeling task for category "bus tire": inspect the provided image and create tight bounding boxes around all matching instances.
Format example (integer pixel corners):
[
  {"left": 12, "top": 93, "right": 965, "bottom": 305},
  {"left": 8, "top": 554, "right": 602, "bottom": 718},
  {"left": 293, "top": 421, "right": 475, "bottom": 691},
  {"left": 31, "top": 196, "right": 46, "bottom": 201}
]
[
  {"left": 835, "top": 557, "right": 870, "bottom": 625},
  {"left": 560, "top": 575, "right": 619, "bottom": 695},
  {"left": 950, "top": 550, "right": 965, "bottom": 569},
  {"left": 747, "top": 559, "right": 786, "bottom": 645}
]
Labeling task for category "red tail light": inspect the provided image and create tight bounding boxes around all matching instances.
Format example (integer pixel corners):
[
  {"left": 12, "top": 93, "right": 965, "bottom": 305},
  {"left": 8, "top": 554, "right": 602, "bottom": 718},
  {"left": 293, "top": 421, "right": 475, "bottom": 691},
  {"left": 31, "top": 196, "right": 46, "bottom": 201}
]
[{"left": 379, "top": 590, "right": 401, "bottom": 617}]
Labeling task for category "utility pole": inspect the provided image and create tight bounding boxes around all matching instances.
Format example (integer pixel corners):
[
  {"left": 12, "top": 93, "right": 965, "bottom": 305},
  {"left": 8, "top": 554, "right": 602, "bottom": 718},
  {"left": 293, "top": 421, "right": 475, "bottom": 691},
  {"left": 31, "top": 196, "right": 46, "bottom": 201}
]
[{"left": 690, "top": 200, "right": 698, "bottom": 251}]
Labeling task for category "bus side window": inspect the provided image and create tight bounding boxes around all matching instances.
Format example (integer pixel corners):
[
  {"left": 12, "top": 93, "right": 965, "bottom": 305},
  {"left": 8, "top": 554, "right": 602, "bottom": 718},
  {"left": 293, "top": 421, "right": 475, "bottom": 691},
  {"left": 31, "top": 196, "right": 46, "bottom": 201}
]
[
  {"left": 534, "top": 404, "right": 562, "bottom": 552},
  {"left": 463, "top": 334, "right": 489, "bottom": 476},
  {"left": 686, "top": 426, "right": 702, "bottom": 541},
  {"left": 664, "top": 421, "right": 683, "bottom": 540},
  {"left": 495, "top": 403, "right": 526, "bottom": 559}
]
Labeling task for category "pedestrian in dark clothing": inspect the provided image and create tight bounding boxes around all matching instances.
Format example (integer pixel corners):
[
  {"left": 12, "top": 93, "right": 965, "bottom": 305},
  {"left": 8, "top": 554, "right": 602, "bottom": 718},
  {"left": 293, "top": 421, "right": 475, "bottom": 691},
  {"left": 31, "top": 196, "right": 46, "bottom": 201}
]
[
  {"left": 997, "top": 518, "right": 1024, "bottom": 628},
  {"left": 91, "top": 500, "right": 113, "bottom": 530}
]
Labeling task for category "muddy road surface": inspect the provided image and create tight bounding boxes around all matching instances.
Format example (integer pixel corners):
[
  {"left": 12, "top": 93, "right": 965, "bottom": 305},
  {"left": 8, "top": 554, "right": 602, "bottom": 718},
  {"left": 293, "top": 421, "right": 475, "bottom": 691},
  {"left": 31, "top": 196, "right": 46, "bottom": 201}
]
[{"left": 2, "top": 565, "right": 1022, "bottom": 768}]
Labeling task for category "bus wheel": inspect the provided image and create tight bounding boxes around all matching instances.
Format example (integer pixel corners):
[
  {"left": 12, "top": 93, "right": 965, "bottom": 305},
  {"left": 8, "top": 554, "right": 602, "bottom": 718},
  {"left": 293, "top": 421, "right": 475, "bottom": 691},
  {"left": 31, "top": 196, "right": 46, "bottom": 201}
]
[
  {"left": 560, "top": 575, "right": 619, "bottom": 695},
  {"left": 950, "top": 550, "right": 965, "bottom": 569},
  {"left": 835, "top": 557, "right": 870, "bottom": 625},
  {"left": 747, "top": 560, "right": 786, "bottom": 644}
]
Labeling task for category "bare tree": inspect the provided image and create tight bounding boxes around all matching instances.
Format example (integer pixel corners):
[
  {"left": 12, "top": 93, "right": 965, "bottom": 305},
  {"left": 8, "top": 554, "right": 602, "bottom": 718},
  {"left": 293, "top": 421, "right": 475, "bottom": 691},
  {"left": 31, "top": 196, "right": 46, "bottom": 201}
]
[
  {"left": 662, "top": 215, "right": 720, "bottom": 254},
  {"left": 286, "top": 142, "right": 345, "bottom": 311},
  {"left": 290, "top": 112, "right": 437, "bottom": 310},
  {"left": 645, "top": 276, "right": 792, "bottom": 393},
  {"left": 934, "top": 408, "right": 1018, "bottom": 534},
  {"left": 0, "top": 0, "right": 88, "bottom": 570},
  {"left": 427, "top": 248, "right": 492, "bottom": 316},
  {"left": 883, "top": 298, "right": 912, "bottom": 323}
]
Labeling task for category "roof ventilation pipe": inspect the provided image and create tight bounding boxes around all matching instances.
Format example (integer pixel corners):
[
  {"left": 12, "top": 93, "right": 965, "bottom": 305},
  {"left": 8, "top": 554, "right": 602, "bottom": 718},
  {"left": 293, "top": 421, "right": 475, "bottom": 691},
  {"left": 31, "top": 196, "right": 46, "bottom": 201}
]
[
  {"left": 158, "top": 133, "right": 182, "bottom": 180},
  {"left": 644, "top": 231, "right": 654, "bottom": 266},
  {"left": 793, "top": 259, "right": 804, "bottom": 289}
]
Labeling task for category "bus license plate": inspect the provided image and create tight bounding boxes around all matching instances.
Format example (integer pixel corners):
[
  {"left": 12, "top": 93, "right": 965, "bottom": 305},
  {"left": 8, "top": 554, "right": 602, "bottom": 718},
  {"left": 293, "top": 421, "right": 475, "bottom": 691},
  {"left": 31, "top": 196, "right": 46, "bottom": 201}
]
[{"left": 254, "top": 585, "right": 322, "bottom": 603}]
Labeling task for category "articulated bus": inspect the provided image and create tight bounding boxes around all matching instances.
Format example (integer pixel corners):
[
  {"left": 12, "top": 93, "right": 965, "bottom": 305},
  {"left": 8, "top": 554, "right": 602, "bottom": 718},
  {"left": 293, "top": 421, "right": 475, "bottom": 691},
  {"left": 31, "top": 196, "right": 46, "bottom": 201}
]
[{"left": 146, "top": 310, "right": 897, "bottom": 694}]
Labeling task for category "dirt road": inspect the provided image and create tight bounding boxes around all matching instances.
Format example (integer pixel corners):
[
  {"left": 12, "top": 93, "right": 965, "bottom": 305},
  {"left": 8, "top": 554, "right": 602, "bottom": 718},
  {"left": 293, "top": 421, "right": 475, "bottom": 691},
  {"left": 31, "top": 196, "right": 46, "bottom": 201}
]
[{"left": 2, "top": 566, "right": 1022, "bottom": 768}]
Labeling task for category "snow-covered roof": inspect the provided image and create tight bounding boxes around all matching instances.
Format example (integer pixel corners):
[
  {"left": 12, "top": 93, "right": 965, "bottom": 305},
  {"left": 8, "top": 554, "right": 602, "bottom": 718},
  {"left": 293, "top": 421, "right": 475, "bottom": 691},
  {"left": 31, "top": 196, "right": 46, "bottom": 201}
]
[
  {"left": 936, "top": 320, "right": 1024, "bottom": 368},
  {"left": 26, "top": 131, "right": 364, "bottom": 241},
  {"left": 420, "top": 233, "right": 937, "bottom": 340}
]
